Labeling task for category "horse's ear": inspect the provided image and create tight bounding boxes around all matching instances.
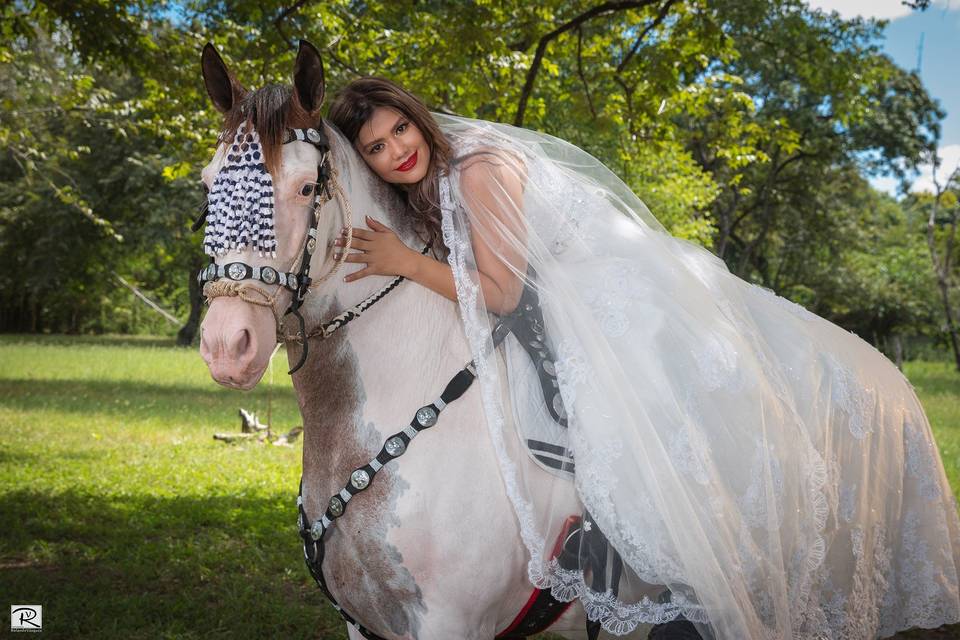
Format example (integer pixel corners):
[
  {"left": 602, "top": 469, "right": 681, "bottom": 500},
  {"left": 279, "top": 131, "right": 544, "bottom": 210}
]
[
  {"left": 201, "top": 43, "right": 246, "bottom": 113},
  {"left": 293, "top": 39, "right": 326, "bottom": 116}
]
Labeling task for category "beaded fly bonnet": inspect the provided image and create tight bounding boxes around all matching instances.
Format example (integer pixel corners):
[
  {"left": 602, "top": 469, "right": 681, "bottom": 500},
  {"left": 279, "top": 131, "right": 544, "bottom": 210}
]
[{"left": 203, "top": 123, "right": 278, "bottom": 257}]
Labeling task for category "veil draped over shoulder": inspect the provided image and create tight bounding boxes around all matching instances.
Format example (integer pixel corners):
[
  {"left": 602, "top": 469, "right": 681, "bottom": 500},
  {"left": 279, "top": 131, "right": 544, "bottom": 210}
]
[{"left": 432, "top": 113, "right": 960, "bottom": 638}]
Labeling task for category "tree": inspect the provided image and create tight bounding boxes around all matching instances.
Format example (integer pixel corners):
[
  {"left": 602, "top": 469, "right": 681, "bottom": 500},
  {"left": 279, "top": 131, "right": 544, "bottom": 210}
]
[
  {"left": 0, "top": 0, "right": 950, "bottom": 357},
  {"left": 681, "top": 0, "right": 942, "bottom": 288},
  {"left": 913, "top": 157, "right": 960, "bottom": 370}
]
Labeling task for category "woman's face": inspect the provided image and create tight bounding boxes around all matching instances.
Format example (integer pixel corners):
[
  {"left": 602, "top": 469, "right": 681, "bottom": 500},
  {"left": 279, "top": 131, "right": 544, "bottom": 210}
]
[{"left": 354, "top": 106, "right": 431, "bottom": 185}]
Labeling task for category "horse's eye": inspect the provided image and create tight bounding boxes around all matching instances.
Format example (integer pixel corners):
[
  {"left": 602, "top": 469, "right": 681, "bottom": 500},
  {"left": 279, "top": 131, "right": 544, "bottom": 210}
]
[{"left": 300, "top": 183, "right": 315, "bottom": 197}]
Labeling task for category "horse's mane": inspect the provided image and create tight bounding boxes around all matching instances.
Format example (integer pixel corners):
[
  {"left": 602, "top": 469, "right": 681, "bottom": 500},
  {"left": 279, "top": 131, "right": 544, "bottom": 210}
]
[{"left": 220, "top": 83, "right": 314, "bottom": 175}]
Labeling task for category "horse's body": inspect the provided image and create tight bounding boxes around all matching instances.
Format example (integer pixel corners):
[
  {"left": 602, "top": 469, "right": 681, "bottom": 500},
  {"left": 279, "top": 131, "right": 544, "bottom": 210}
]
[{"left": 196, "top": 42, "right": 624, "bottom": 639}]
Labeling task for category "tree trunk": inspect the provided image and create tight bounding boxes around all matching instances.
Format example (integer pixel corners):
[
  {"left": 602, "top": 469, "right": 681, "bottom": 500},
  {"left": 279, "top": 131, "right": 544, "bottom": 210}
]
[
  {"left": 936, "top": 279, "right": 960, "bottom": 372},
  {"left": 177, "top": 259, "right": 205, "bottom": 346}
]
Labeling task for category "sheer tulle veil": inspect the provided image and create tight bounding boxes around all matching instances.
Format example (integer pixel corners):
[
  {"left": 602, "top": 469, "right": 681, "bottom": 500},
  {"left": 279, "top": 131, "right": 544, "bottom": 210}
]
[{"left": 432, "top": 112, "right": 960, "bottom": 638}]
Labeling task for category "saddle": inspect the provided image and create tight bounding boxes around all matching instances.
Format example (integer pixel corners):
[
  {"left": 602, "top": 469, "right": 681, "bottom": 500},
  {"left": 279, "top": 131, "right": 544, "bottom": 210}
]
[
  {"left": 502, "top": 272, "right": 703, "bottom": 640},
  {"left": 499, "top": 268, "right": 576, "bottom": 477}
]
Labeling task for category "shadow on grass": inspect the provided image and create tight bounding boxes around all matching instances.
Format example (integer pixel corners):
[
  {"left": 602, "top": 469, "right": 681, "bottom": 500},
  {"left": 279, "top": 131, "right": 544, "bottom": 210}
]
[
  {"left": 0, "top": 378, "right": 300, "bottom": 426},
  {"left": 0, "top": 334, "right": 182, "bottom": 349},
  {"left": 2, "top": 485, "right": 957, "bottom": 640},
  {"left": 0, "top": 488, "right": 344, "bottom": 640}
]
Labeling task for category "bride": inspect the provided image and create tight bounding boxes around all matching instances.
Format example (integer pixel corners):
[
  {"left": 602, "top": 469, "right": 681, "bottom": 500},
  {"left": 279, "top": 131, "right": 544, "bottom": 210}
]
[{"left": 326, "top": 77, "right": 960, "bottom": 639}]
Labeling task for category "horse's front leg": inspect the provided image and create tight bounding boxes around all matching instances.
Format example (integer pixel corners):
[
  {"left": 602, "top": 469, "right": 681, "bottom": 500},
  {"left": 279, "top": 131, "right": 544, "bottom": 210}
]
[{"left": 344, "top": 619, "right": 496, "bottom": 640}]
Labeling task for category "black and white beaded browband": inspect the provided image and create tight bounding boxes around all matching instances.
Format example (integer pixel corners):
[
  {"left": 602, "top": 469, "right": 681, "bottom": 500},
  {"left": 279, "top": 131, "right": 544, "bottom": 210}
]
[{"left": 196, "top": 123, "right": 334, "bottom": 374}]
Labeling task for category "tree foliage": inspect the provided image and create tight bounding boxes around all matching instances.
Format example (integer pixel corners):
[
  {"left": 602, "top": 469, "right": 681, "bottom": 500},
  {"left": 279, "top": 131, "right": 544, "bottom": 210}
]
[{"left": 0, "top": 0, "right": 953, "bottom": 360}]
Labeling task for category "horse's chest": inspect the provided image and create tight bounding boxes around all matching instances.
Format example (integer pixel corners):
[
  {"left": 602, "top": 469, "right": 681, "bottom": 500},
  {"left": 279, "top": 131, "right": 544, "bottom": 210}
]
[
  {"left": 313, "top": 432, "right": 428, "bottom": 636},
  {"left": 293, "top": 336, "right": 427, "bottom": 637}
]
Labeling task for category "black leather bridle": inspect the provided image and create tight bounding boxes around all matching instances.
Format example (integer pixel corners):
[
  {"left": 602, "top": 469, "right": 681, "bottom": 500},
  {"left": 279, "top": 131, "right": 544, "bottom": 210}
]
[{"left": 196, "top": 125, "right": 364, "bottom": 374}]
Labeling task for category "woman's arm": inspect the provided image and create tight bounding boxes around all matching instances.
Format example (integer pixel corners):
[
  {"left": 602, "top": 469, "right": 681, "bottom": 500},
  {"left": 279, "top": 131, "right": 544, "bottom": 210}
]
[
  {"left": 446, "top": 148, "right": 529, "bottom": 314},
  {"left": 405, "top": 250, "right": 520, "bottom": 316}
]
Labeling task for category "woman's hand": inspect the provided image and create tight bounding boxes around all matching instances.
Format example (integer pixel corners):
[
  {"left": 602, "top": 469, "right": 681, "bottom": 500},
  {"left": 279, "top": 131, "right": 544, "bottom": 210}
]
[{"left": 336, "top": 215, "right": 421, "bottom": 283}]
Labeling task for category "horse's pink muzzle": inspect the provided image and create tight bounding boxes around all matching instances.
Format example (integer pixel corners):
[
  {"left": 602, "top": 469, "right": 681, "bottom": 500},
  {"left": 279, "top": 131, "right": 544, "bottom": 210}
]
[{"left": 200, "top": 296, "right": 278, "bottom": 389}]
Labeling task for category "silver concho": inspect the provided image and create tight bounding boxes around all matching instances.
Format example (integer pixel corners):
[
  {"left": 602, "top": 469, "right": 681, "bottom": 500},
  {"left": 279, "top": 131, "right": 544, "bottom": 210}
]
[
  {"left": 542, "top": 359, "right": 557, "bottom": 377},
  {"left": 310, "top": 519, "right": 324, "bottom": 540},
  {"left": 328, "top": 495, "right": 344, "bottom": 517},
  {"left": 415, "top": 406, "right": 438, "bottom": 427},
  {"left": 307, "top": 237, "right": 317, "bottom": 254},
  {"left": 288, "top": 274, "right": 299, "bottom": 290},
  {"left": 385, "top": 436, "right": 406, "bottom": 457},
  {"left": 227, "top": 262, "right": 246, "bottom": 280},
  {"left": 531, "top": 319, "right": 544, "bottom": 335},
  {"left": 552, "top": 393, "right": 567, "bottom": 420},
  {"left": 261, "top": 266, "right": 278, "bottom": 285},
  {"left": 529, "top": 340, "right": 544, "bottom": 350},
  {"left": 206, "top": 263, "right": 217, "bottom": 280},
  {"left": 307, "top": 128, "right": 321, "bottom": 143},
  {"left": 350, "top": 469, "right": 370, "bottom": 490}
]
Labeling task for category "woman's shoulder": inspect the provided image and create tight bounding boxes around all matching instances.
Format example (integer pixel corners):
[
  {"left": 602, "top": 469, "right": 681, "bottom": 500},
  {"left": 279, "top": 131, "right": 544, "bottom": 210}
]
[{"left": 445, "top": 134, "right": 529, "bottom": 190}]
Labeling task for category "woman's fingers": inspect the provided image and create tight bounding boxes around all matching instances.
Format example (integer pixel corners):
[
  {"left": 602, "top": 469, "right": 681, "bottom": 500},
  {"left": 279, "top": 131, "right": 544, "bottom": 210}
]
[
  {"left": 346, "top": 228, "right": 373, "bottom": 240},
  {"left": 335, "top": 236, "right": 369, "bottom": 248},
  {"left": 344, "top": 266, "right": 373, "bottom": 282},
  {"left": 366, "top": 215, "right": 390, "bottom": 230}
]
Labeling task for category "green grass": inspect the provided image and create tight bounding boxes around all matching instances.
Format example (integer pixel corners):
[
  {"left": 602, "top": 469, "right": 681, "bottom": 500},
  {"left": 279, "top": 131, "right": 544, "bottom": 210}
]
[
  {"left": 0, "top": 334, "right": 335, "bottom": 639},
  {"left": 905, "top": 360, "right": 960, "bottom": 493},
  {"left": 1, "top": 335, "right": 958, "bottom": 639}
]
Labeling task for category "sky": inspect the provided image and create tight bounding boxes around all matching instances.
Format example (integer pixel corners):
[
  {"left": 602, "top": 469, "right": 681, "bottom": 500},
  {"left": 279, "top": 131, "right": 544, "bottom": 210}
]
[{"left": 805, "top": 0, "right": 960, "bottom": 194}]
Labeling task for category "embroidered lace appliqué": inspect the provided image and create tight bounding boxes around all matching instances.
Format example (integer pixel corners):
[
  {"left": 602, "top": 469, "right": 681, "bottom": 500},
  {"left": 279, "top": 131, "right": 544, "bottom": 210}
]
[
  {"left": 581, "top": 260, "right": 649, "bottom": 338},
  {"left": 824, "top": 354, "right": 877, "bottom": 440},
  {"left": 904, "top": 416, "right": 944, "bottom": 501}
]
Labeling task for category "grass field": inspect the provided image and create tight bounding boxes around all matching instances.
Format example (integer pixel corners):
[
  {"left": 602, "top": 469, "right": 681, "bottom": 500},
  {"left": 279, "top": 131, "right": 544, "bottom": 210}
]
[{"left": 1, "top": 334, "right": 959, "bottom": 639}]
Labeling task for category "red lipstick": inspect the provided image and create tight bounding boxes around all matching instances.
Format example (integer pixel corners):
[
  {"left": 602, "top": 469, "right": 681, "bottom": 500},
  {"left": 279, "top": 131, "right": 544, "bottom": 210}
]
[{"left": 396, "top": 150, "right": 418, "bottom": 172}]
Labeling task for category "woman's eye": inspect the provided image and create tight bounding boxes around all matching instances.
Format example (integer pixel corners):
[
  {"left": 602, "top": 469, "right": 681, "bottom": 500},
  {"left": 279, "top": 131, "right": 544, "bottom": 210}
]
[
  {"left": 370, "top": 143, "right": 383, "bottom": 154},
  {"left": 300, "top": 183, "right": 315, "bottom": 197},
  {"left": 396, "top": 122, "right": 408, "bottom": 134}
]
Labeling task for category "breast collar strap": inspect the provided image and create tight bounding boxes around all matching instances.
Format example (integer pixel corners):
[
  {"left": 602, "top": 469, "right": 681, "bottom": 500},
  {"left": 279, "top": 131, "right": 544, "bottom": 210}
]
[
  {"left": 295, "top": 274, "right": 575, "bottom": 639},
  {"left": 297, "top": 317, "right": 515, "bottom": 640}
]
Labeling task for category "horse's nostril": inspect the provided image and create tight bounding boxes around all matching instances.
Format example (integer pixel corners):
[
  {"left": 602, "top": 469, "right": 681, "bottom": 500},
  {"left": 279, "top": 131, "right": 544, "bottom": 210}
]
[
  {"left": 199, "top": 337, "right": 212, "bottom": 364},
  {"left": 233, "top": 328, "right": 251, "bottom": 359}
]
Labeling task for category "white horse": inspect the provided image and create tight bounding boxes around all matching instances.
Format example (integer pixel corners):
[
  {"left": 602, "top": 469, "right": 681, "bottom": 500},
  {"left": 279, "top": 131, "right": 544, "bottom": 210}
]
[{"left": 196, "top": 41, "right": 646, "bottom": 640}]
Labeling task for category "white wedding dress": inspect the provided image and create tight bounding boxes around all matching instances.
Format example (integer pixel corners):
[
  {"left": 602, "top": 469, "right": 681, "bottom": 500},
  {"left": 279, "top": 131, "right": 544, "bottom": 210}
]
[{"left": 433, "top": 113, "right": 960, "bottom": 639}]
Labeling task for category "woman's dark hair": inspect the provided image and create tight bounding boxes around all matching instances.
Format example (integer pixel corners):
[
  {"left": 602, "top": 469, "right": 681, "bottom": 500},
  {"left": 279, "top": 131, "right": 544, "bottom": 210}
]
[{"left": 327, "top": 77, "right": 451, "bottom": 257}]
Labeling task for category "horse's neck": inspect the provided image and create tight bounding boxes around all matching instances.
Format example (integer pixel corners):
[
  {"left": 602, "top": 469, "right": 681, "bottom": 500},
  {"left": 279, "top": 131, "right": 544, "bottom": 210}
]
[
  {"left": 293, "top": 273, "right": 470, "bottom": 512},
  {"left": 295, "top": 133, "right": 468, "bottom": 509}
]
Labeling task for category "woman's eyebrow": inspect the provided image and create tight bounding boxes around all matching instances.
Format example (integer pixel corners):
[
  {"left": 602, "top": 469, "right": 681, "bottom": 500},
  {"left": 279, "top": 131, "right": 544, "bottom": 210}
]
[{"left": 360, "top": 116, "right": 406, "bottom": 150}]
